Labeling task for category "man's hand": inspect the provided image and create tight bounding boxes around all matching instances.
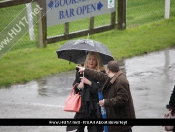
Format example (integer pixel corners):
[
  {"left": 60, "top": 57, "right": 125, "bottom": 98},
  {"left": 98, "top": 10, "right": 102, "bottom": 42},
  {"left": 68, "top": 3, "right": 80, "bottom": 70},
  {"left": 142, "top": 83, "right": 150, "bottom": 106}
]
[
  {"left": 76, "top": 66, "right": 85, "bottom": 74},
  {"left": 99, "top": 99, "right": 105, "bottom": 106},
  {"left": 80, "top": 77, "right": 92, "bottom": 86}
]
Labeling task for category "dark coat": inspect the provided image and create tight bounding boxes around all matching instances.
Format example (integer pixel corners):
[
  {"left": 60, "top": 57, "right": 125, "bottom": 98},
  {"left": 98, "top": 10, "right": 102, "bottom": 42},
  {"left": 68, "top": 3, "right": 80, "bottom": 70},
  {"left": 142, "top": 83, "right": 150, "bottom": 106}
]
[
  {"left": 66, "top": 68, "right": 104, "bottom": 132},
  {"left": 73, "top": 68, "right": 104, "bottom": 119},
  {"left": 84, "top": 69, "right": 136, "bottom": 132}
]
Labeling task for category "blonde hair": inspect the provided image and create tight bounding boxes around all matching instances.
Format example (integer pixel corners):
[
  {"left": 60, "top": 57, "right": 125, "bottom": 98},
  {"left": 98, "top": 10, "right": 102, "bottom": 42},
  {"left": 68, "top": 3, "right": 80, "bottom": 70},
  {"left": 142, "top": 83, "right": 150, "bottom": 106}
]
[{"left": 84, "top": 51, "right": 105, "bottom": 71}]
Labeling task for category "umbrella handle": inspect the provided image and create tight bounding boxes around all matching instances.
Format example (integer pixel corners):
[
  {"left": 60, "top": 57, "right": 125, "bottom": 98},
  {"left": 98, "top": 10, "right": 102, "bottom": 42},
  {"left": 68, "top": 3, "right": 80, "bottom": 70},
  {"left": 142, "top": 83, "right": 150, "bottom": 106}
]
[{"left": 83, "top": 64, "right": 85, "bottom": 77}]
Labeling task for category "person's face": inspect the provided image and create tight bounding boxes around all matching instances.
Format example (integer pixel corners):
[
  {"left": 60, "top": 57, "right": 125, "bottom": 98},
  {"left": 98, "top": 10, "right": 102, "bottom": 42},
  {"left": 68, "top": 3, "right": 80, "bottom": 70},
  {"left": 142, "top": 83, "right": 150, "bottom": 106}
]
[{"left": 87, "top": 55, "right": 97, "bottom": 69}]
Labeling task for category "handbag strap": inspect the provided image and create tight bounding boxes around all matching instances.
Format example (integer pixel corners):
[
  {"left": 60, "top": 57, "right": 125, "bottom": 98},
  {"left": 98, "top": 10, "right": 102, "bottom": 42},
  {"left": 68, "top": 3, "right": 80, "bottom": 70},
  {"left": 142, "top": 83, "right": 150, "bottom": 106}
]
[{"left": 70, "top": 83, "right": 79, "bottom": 95}]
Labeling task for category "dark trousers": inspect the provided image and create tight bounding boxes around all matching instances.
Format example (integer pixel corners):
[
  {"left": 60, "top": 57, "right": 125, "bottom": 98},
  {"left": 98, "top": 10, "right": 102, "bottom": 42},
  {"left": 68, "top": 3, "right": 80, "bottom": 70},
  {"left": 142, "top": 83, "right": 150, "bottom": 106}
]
[{"left": 121, "top": 128, "right": 132, "bottom": 132}]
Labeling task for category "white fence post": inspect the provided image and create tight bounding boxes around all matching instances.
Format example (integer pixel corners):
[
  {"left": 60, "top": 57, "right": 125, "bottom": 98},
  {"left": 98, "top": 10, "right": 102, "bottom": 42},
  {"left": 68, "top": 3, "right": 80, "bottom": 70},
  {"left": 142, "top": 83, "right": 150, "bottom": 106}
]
[
  {"left": 26, "top": 3, "right": 35, "bottom": 40},
  {"left": 164, "top": 0, "right": 170, "bottom": 19}
]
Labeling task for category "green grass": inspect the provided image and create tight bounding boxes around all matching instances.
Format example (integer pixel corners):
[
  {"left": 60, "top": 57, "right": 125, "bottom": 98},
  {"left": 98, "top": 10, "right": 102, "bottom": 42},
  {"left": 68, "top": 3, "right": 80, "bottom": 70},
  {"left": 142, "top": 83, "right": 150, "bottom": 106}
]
[
  {"left": 0, "top": 0, "right": 175, "bottom": 86},
  {"left": 0, "top": 17, "right": 175, "bottom": 87},
  {"left": 126, "top": 0, "right": 175, "bottom": 26},
  {"left": 1, "top": 0, "right": 175, "bottom": 51},
  {"left": 0, "top": 45, "right": 76, "bottom": 86}
]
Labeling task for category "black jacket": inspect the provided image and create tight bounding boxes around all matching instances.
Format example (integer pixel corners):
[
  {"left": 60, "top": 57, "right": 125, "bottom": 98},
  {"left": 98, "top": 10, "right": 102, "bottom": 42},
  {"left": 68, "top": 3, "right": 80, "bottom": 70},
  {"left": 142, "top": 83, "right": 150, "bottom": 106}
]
[
  {"left": 73, "top": 68, "right": 105, "bottom": 119},
  {"left": 66, "top": 68, "right": 105, "bottom": 132}
]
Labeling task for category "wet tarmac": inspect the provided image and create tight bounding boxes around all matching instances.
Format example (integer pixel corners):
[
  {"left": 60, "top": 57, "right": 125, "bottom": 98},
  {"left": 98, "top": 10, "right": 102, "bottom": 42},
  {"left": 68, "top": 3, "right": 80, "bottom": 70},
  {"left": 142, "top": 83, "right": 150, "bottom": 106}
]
[{"left": 0, "top": 48, "right": 175, "bottom": 132}]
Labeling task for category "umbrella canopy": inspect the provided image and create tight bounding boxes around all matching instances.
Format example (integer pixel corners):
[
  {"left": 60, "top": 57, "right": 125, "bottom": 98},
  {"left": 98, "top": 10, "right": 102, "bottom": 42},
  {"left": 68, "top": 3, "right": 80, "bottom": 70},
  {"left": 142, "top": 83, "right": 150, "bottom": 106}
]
[{"left": 56, "top": 39, "right": 114, "bottom": 65}]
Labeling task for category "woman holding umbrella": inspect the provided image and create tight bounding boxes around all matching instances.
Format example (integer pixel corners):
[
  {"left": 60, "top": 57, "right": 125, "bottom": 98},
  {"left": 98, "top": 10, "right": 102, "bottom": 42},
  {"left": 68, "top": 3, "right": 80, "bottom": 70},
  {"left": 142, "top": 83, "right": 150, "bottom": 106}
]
[{"left": 66, "top": 51, "right": 105, "bottom": 132}]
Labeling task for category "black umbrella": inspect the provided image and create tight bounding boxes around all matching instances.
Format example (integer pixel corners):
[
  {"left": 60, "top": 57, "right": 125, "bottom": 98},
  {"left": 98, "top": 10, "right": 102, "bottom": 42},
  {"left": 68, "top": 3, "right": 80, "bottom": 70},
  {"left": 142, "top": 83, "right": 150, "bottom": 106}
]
[{"left": 56, "top": 39, "right": 114, "bottom": 65}]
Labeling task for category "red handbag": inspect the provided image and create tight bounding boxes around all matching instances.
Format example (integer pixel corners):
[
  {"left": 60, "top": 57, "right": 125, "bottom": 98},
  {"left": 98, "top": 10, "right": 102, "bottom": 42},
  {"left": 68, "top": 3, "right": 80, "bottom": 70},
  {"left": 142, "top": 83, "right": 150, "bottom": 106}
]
[{"left": 63, "top": 84, "right": 81, "bottom": 112}]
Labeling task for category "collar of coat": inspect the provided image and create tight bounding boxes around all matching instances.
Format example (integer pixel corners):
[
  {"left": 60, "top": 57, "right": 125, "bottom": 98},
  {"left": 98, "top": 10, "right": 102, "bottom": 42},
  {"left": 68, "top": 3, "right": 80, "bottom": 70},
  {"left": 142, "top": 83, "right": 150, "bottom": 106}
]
[
  {"left": 110, "top": 70, "right": 123, "bottom": 84},
  {"left": 102, "top": 70, "right": 123, "bottom": 94}
]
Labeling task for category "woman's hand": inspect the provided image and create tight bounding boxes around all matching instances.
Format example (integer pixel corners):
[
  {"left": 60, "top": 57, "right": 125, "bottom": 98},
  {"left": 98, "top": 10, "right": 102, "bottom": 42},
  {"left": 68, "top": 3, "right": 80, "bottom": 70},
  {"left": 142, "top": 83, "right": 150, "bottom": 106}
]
[
  {"left": 78, "top": 81, "right": 84, "bottom": 89},
  {"left": 80, "top": 77, "right": 92, "bottom": 86}
]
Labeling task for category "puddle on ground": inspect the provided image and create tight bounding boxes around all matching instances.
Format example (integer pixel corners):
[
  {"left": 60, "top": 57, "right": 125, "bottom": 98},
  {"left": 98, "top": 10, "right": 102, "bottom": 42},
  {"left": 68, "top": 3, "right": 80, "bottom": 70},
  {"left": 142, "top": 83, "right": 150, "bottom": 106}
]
[{"left": 0, "top": 48, "right": 175, "bottom": 118}]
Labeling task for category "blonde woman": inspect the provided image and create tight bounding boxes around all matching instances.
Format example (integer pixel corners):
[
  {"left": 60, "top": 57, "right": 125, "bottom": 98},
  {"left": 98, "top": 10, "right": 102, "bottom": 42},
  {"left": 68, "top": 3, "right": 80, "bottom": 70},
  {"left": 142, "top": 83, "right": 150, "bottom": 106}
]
[{"left": 66, "top": 51, "right": 105, "bottom": 132}]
